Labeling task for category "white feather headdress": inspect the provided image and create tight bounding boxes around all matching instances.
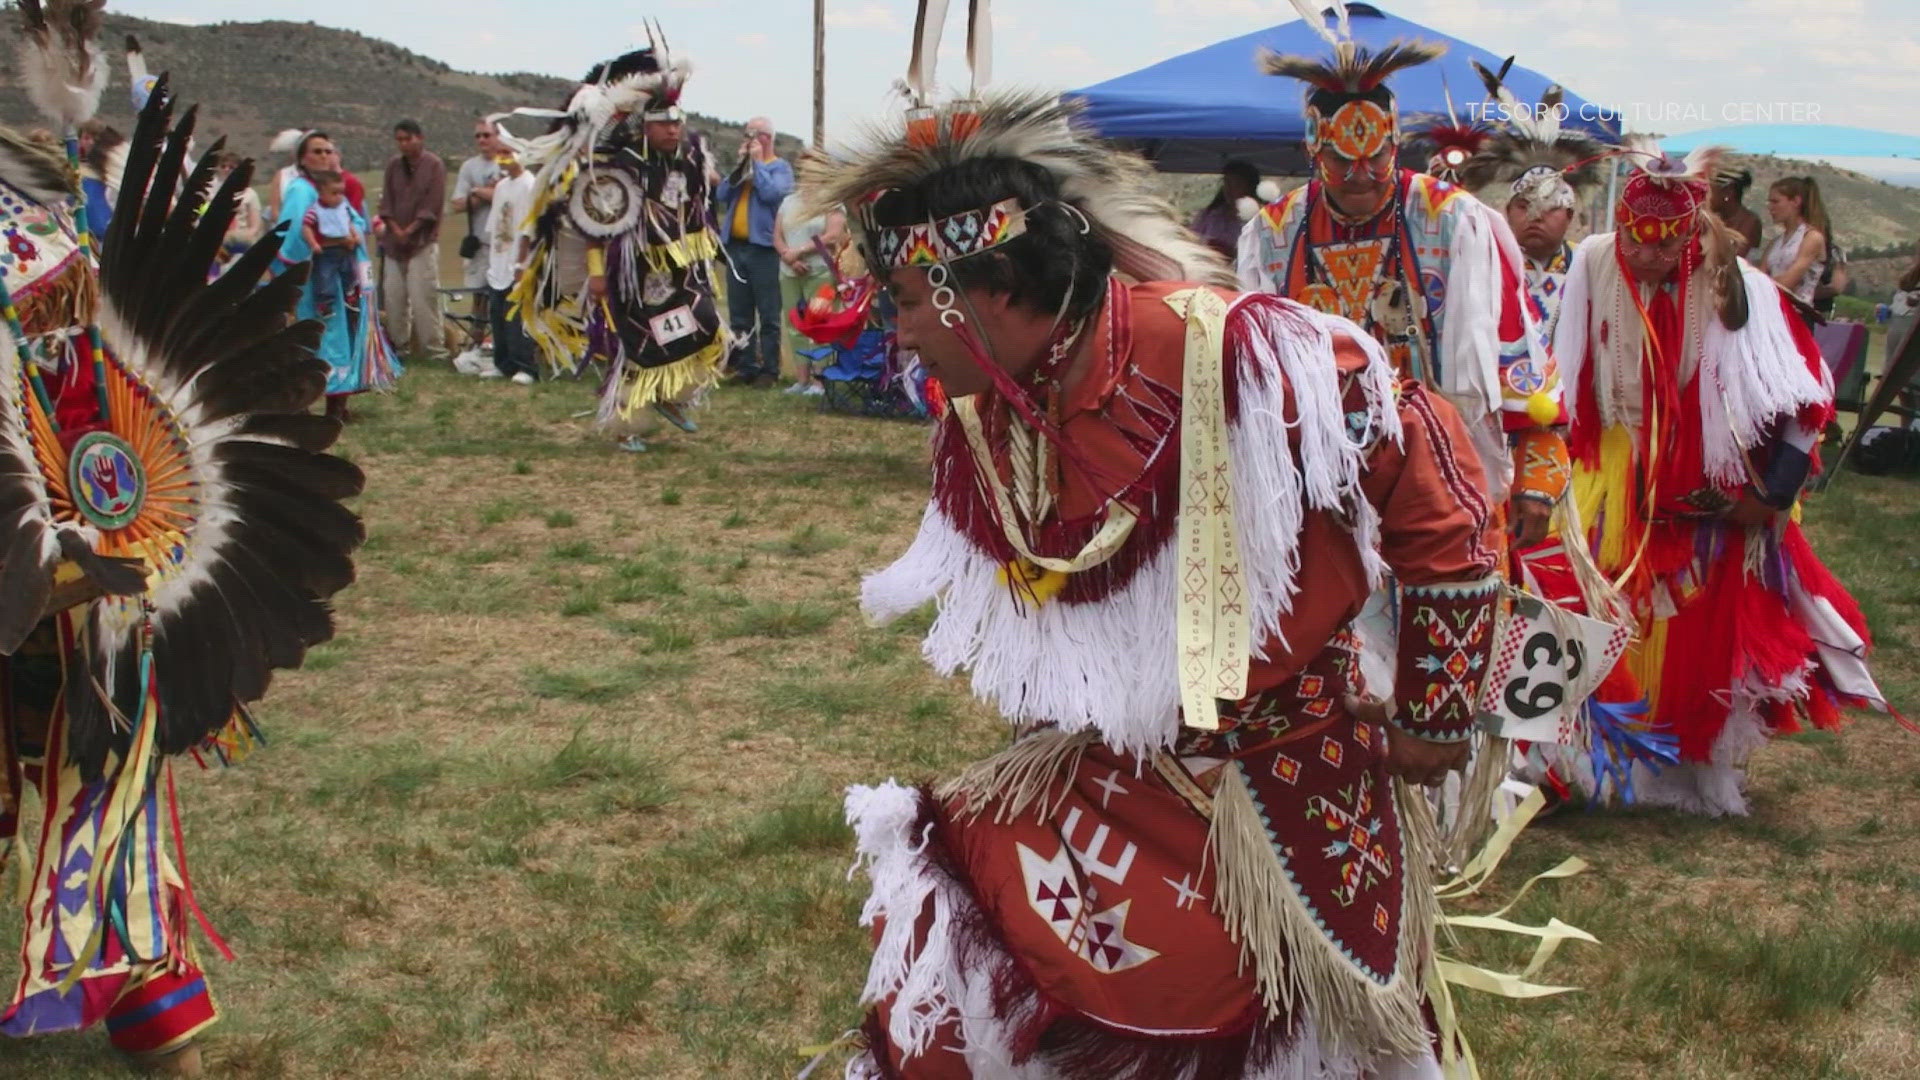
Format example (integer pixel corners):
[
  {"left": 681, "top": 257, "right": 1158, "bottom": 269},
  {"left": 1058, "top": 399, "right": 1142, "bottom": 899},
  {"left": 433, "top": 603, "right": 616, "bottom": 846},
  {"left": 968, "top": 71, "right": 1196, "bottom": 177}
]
[
  {"left": 16, "top": 0, "right": 108, "bottom": 132},
  {"left": 492, "top": 23, "right": 693, "bottom": 205},
  {"left": 803, "top": 90, "right": 1230, "bottom": 288}
]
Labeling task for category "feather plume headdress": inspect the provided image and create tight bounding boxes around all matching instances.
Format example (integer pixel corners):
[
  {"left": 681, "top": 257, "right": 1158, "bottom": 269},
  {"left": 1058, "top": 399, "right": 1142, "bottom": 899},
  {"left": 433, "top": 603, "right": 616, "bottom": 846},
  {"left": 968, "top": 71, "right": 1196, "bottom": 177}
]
[
  {"left": 803, "top": 90, "right": 1229, "bottom": 289},
  {"left": 1457, "top": 57, "right": 1606, "bottom": 220},
  {"left": 125, "top": 33, "right": 157, "bottom": 111},
  {"left": 492, "top": 20, "right": 691, "bottom": 190},
  {"left": 799, "top": 0, "right": 1221, "bottom": 286},
  {"left": 15, "top": 0, "right": 108, "bottom": 133},
  {"left": 1259, "top": 0, "right": 1445, "bottom": 154},
  {"left": 1405, "top": 76, "right": 1489, "bottom": 183}
]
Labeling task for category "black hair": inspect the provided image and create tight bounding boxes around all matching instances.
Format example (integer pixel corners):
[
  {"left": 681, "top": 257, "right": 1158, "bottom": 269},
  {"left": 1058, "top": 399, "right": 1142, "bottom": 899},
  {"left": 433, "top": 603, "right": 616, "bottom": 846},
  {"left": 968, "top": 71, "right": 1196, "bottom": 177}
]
[
  {"left": 865, "top": 156, "right": 1111, "bottom": 323},
  {"left": 1716, "top": 167, "right": 1753, "bottom": 198},
  {"left": 294, "top": 130, "right": 334, "bottom": 180},
  {"left": 1210, "top": 159, "right": 1261, "bottom": 209},
  {"left": 81, "top": 123, "right": 124, "bottom": 174},
  {"left": 309, "top": 169, "right": 344, "bottom": 187},
  {"left": 393, "top": 118, "right": 424, "bottom": 138}
]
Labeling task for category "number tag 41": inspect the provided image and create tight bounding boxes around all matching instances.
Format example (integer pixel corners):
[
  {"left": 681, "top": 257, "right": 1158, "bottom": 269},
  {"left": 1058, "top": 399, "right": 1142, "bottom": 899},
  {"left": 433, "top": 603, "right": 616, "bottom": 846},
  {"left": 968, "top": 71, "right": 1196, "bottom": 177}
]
[
  {"left": 649, "top": 305, "right": 698, "bottom": 346},
  {"left": 1479, "top": 593, "right": 1631, "bottom": 745}
]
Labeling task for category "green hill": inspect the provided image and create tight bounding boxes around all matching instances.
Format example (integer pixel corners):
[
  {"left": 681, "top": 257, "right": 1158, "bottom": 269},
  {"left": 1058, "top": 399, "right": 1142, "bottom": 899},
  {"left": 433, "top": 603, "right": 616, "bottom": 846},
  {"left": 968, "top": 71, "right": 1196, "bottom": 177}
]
[{"left": 0, "top": 12, "right": 799, "bottom": 172}]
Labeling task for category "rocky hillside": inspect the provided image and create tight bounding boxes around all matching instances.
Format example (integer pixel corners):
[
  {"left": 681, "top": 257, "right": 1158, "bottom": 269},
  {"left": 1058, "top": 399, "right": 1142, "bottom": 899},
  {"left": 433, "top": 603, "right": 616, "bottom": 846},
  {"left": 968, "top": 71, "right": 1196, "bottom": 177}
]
[
  {"left": 1725, "top": 153, "right": 1919, "bottom": 263},
  {"left": 0, "top": 12, "right": 1909, "bottom": 281},
  {"left": 0, "top": 12, "right": 800, "bottom": 171}
]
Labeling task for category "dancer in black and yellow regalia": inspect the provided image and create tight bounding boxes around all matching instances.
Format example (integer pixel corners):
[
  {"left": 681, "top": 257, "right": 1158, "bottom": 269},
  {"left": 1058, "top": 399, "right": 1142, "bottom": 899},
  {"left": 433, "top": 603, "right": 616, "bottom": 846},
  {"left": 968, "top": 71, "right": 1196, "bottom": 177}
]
[{"left": 502, "top": 28, "right": 725, "bottom": 453}]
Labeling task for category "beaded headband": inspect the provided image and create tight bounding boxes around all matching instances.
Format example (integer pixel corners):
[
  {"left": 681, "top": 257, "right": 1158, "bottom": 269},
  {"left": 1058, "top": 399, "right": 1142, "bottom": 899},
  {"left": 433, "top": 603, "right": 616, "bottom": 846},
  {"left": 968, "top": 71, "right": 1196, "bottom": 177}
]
[
  {"left": 1309, "top": 98, "right": 1396, "bottom": 160},
  {"left": 867, "top": 196, "right": 1029, "bottom": 270}
]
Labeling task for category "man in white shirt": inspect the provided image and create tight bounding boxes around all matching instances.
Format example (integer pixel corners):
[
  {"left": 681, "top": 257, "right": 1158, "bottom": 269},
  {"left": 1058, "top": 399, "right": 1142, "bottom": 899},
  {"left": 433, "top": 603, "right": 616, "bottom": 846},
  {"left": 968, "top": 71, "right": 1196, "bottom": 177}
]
[
  {"left": 486, "top": 150, "right": 539, "bottom": 383},
  {"left": 454, "top": 119, "right": 504, "bottom": 342}
]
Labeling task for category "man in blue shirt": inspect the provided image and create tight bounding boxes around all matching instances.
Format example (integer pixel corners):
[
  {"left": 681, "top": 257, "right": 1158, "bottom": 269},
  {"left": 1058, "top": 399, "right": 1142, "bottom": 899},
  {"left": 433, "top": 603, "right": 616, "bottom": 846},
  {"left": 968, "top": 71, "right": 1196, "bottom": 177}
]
[{"left": 716, "top": 117, "right": 794, "bottom": 387}]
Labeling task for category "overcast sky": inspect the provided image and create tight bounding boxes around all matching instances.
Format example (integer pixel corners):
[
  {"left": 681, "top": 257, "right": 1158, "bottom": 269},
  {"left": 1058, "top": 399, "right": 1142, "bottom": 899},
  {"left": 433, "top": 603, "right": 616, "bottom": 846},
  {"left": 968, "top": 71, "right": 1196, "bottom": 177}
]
[{"left": 139, "top": 0, "right": 1920, "bottom": 154}]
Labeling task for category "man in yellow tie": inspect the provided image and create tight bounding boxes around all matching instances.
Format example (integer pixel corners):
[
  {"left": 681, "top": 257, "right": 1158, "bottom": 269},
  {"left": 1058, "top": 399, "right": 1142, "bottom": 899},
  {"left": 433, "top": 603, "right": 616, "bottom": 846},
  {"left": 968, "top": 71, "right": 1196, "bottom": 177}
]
[{"left": 716, "top": 117, "right": 794, "bottom": 387}]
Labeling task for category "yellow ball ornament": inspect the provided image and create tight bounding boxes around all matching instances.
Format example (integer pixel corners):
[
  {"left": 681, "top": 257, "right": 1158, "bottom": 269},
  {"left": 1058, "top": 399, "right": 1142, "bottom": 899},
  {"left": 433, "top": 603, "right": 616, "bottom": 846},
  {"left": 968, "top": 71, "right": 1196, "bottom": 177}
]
[{"left": 1525, "top": 391, "right": 1559, "bottom": 427}]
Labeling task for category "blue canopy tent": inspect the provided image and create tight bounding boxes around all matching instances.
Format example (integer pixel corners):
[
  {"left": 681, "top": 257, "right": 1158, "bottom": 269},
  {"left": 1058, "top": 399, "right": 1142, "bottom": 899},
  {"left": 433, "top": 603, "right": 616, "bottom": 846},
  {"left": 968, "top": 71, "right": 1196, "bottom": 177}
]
[
  {"left": 1657, "top": 124, "right": 1920, "bottom": 160},
  {"left": 1066, "top": 3, "right": 1620, "bottom": 176}
]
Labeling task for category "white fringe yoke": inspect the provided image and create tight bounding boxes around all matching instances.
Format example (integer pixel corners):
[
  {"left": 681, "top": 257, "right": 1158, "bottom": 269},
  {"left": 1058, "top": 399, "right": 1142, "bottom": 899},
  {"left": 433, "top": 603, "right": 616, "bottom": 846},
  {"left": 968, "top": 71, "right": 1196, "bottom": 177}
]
[
  {"left": 1556, "top": 234, "right": 1831, "bottom": 487},
  {"left": 863, "top": 298, "right": 1401, "bottom": 758}
]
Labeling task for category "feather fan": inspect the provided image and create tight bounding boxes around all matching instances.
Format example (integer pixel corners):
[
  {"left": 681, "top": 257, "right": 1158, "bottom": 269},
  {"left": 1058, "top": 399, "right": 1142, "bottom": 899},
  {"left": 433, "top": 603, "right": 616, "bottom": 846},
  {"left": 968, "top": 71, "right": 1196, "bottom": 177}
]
[
  {"left": 28, "top": 77, "right": 365, "bottom": 775},
  {"left": 801, "top": 90, "right": 1231, "bottom": 288},
  {"left": 15, "top": 0, "right": 107, "bottom": 132}
]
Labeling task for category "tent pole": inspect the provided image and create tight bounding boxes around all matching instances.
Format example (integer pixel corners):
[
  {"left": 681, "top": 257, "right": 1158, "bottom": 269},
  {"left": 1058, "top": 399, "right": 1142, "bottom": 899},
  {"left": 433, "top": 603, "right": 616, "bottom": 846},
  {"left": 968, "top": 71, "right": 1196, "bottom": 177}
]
[{"left": 813, "top": 0, "right": 826, "bottom": 149}]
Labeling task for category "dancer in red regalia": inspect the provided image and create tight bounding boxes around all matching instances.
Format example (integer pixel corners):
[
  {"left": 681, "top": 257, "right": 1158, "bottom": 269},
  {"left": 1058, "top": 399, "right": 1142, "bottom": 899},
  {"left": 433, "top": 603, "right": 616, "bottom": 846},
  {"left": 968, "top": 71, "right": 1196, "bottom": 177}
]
[{"left": 1554, "top": 143, "right": 1896, "bottom": 815}]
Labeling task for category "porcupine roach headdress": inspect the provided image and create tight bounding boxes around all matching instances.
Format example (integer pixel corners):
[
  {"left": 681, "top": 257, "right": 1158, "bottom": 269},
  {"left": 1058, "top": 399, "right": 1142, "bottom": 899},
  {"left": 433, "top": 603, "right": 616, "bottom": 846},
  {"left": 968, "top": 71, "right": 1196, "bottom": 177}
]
[
  {"left": 0, "top": 72, "right": 367, "bottom": 776},
  {"left": 1259, "top": 0, "right": 1445, "bottom": 170},
  {"left": 802, "top": 1, "right": 1229, "bottom": 294},
  {"left": 1457, "top": 57, "right": 1606, "bottom": 223}
]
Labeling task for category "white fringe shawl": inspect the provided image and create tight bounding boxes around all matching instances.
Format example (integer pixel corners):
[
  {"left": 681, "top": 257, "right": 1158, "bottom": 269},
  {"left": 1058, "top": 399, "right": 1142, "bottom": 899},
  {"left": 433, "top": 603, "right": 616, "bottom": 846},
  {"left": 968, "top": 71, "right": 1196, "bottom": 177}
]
[
  {"left": 862, "top": 299, "right": 1401, "bottom": 758},
  {"left": 844, "top": 782, "right": 1047, "bottom": 1077},
  {"left": 1698, "top": 261, "right": 1832, "bottom": 486},
  {"left": 1558, "top": 235, "right": 1831, "bottom": 488}
]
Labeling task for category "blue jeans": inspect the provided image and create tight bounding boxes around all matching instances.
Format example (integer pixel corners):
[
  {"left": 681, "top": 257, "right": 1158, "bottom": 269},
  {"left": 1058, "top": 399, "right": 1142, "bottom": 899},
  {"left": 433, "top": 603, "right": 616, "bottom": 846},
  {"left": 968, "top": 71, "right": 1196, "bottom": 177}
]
[
  {"left": 725, "top": 240, "right": 783, "bottom": 379},
  {"left": 489, "top": 287, "right": 537, "bottom": 378},
  {"left": 312, "top": 247, "right": 359, "bottom": 337}
]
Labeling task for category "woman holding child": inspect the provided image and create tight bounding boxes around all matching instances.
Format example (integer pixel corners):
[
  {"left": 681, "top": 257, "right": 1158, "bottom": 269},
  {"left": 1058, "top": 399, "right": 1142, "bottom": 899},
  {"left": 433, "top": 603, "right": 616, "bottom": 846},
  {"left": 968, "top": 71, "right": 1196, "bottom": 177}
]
[{"left": 270, "top": 130, "right": 401, "bottom": 419}]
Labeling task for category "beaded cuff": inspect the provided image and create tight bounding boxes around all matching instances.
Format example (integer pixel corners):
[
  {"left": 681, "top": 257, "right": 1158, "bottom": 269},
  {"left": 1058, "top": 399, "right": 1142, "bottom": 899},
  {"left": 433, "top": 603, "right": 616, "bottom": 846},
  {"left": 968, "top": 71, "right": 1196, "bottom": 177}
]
[{"left": 1392, "top": 575, "right": 1502, "bottom": 742}]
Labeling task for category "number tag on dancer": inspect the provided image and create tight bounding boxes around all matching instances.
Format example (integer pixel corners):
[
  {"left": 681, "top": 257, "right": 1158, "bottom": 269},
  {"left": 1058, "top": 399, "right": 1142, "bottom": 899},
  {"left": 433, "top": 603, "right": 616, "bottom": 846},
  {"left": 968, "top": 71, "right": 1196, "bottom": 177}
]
[
  {"left": 1480, "top": 593, "right": 1631, "bottom": 744},
  {"left": 649, "top": 306, "right": 697, "bottom": 345}
]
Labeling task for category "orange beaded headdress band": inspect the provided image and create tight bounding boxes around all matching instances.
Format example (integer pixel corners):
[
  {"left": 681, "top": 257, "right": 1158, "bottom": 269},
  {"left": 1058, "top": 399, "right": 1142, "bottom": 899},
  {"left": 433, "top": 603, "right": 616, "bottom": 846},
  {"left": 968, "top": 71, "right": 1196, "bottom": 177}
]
[{"left": 1260, "top": 0, "right": 1446, "bottom": 163}]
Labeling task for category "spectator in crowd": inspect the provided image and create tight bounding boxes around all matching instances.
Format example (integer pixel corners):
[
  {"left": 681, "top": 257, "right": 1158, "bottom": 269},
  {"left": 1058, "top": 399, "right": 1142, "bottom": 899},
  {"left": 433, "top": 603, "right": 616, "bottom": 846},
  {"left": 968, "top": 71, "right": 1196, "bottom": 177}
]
[
  {"left": 1710, "top": 167, "right": 1763, "bottom": 258},
  {"left": 77, "top": 121, "right": 124, "bottom": 242},
  {"left": 772, "top": 193, "right": 844, "bottom": 396},
  {"left": 266, "top": 128, "right": 304, "bottom": 222},
  {"left": 375, "top": 118, "right": 448, "bottom": 361},
  {"left": 1762, "top": 175, "right": 1830, "bottom": 307},
  {"left": 271, "top": 130, "right": 401, "bottom": 421},
  {"left": 715, "top": 116, "right": 793, "bottom": 387},
  {"left": 1889, "top": 238, "right": 1920, "bottom": 368},
  {"left": 1189, "top": 160, "right": 1264, "bottom": 262},
  {"left": 486, "top": 148, "right": 539, "bottom": 385},
  {"left": 453, "top": 118, "right": 503, "bottom": 335},
  {"left": 214, "top": 151, "right": 264, "bottom": 270}
]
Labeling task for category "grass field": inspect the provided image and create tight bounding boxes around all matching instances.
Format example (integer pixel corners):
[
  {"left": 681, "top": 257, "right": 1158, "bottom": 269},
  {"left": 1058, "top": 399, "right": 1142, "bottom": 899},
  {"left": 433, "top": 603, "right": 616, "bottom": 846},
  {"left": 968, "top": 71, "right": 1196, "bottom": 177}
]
[{"left": 3, "top": 364, "right": 1919, "bottom": 1079}]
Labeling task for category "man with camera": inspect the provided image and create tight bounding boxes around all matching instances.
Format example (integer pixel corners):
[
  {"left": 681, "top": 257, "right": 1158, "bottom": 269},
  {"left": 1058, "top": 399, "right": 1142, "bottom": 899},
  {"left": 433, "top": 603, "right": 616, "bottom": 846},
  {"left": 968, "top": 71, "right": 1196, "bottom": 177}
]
[{"left": 715, "top": 117, "right": 794, "bottom": 387}]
